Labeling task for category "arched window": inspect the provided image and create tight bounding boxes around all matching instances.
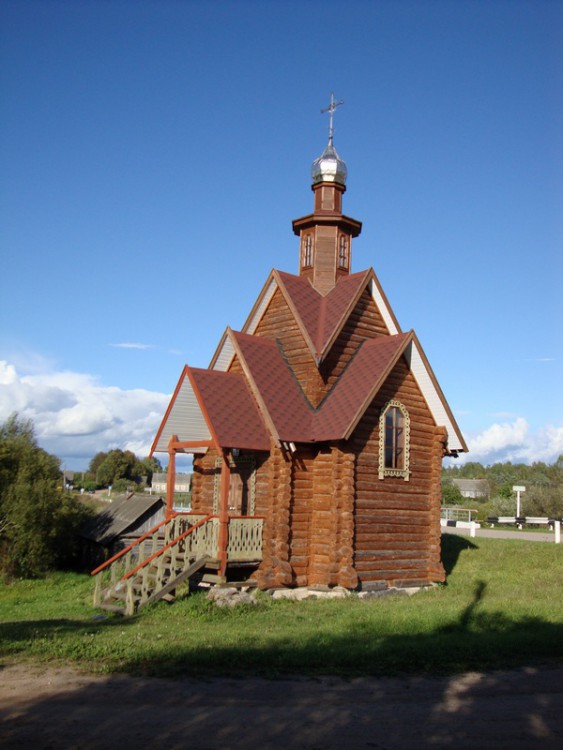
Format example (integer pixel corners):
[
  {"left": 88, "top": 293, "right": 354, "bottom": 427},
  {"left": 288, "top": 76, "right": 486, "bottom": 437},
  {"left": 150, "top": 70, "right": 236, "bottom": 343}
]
[
  {"left": 302, "top": 235, "right": 313, "bottom": 268},
  {"left": 338, "top": 234, "right": 349, "bottom": 269},
  {"left": 379, "top": 400, "right": 410, "bottom": 480}
]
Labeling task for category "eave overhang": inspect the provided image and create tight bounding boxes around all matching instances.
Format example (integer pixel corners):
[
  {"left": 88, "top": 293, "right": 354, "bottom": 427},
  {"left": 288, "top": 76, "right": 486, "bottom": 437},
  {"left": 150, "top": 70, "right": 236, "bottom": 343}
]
[{"left": 292, "top": 213, "right": 362, "bottom": 237}]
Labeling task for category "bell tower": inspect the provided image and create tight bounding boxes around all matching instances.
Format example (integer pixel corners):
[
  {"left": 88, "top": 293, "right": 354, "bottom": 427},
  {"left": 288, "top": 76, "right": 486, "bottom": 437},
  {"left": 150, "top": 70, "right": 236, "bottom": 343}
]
[{"left": 292, "top": 93, "right": 362, "bottom": 295}]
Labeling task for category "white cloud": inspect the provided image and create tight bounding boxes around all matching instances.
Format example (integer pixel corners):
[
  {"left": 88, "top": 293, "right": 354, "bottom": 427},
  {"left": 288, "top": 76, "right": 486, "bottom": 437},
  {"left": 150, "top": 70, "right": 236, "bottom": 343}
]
[
  {"left": 110, "top": 342, "right": 155, "bottom": 350},
  {"left": 2, "top": 359, "right": 562, "bottom": 471},
  {"left": 0, "top": 360, "right": 170, "bottom": 469},
  {"left": 457, "top": 417, "right": 563, "bottom": 465}
]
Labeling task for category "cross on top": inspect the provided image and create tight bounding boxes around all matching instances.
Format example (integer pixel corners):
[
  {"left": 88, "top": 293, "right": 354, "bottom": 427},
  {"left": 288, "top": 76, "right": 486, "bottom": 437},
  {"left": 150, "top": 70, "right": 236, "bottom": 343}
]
[{"left": 321, "top": 92, "right": 344, "bottom": 144}]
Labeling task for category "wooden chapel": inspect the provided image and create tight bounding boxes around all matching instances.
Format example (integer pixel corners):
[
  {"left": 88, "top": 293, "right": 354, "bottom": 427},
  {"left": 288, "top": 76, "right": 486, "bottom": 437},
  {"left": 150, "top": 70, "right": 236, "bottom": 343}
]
[{"left": 150, "top": 100, "right": 467, "bottom": 592}]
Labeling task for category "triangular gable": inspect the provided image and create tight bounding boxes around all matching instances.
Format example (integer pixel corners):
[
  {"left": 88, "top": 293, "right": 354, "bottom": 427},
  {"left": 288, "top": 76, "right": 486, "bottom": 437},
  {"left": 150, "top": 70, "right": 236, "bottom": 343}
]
[
  {"left": 151, "top": 366, "right": 214, "bottom": 454},
  {"left": 276, "top": 270, "right": 374, "bottom": 361},
  {"left": 210, "top": 272, "right": 278, "bottom": 371},
  {"left": 190, "top": 368, "right": 270, "bottom": 451},
  {"left": 210, "top": 267, "right": 402, "bottom": 372},
  {"left": 230, "top": 326, "right": 466, "bottom": 453},
  {"left": 150, "top": 366, "right": 270, "bottom": 455},
  {"left": 313, "top": 332, "right": 412, "bottom": 440},
  {"left": 313, "top": 331, "right": 466, "bottom": 452},
  {"left": 405, "top": 333, "right": 467, "bottom": 454},
  {"left": 156, "top": 325, "right": 466, "bottom": 455}
]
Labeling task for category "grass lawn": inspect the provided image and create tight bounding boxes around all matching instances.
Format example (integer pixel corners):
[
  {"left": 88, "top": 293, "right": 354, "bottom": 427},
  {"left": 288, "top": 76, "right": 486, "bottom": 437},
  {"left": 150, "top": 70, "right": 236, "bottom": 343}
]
[{"left": 1, "top": 534, "right": 562, "bottom": 679}]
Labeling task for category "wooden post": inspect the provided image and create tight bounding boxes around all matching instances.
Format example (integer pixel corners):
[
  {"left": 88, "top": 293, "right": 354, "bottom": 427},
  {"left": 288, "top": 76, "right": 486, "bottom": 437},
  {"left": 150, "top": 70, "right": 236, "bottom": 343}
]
[
  {"left": 166, "top": 436, "right": 177, "bottom": 520},
  {"left": 217, "top": 452, "right": 231, "bottom": 576}
]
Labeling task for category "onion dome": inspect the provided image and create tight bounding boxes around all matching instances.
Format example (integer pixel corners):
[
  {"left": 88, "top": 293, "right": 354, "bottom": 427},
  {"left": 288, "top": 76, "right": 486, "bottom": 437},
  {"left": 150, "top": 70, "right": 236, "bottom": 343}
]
[{"left": 311, "top": 138, "right": 348, "bottom": 186}]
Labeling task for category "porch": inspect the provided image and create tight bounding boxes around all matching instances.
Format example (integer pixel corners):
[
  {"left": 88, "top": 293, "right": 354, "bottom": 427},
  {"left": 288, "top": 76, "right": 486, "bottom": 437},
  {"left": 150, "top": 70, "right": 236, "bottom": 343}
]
[{"left": 92, "top": 512, "right": 264, "bottom": 616}]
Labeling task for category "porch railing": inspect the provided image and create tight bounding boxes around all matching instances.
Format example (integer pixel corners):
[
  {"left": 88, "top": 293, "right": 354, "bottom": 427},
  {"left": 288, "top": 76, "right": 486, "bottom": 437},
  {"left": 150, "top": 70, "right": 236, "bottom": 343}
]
[
  {"left": 227, "top": 516, "right": 264, "bottom": 561},
  {"left": 92, "top": 513, "right": 264, "bottom": 608}
]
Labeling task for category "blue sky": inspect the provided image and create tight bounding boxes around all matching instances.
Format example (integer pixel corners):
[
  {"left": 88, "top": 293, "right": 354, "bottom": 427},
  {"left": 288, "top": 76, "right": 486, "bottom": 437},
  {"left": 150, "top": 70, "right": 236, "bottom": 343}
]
[{"left": 1, "top": 0, "right": 562, "bottom": 470}]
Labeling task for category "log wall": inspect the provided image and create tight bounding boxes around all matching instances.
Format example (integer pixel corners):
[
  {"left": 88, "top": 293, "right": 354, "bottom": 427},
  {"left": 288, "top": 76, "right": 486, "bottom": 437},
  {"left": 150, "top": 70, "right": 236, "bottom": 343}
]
[
  {"left": 320, "top": 288, "right": 391, "bottom": 394},
  {"left": 253, "top": 288, "right": 324, "bottom": 404},
  {"left": 351, "top": 358, "right": 446, "bottom": 588},
  {"left": 256, "top": 441, "right": 293, "bottom": 587},
  {"left": 288, "top": 447, "right": 315, "bottom": 586}
]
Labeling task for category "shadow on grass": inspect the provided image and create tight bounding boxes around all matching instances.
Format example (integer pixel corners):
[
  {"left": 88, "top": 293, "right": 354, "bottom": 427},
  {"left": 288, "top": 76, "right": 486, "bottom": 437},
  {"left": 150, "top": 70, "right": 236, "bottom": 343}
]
[
  {"left": 441, "top": 532, "right": 478, "bottom": 577},
  {"left": 0, "top": 614, "right": 138, "bottom": 663},
  {"left": 2, "top": 582, "right": 563, "bottom": 749}
]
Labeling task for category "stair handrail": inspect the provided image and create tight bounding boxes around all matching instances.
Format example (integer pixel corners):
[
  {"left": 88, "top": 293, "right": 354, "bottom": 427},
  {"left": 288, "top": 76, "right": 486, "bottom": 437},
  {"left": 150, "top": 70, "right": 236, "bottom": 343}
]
[
  {"left": 122, "top": 514, "right": 215, "bottom": 581},
  {"left": 90, "top": 511, "right": 186, "bottom": 576}
]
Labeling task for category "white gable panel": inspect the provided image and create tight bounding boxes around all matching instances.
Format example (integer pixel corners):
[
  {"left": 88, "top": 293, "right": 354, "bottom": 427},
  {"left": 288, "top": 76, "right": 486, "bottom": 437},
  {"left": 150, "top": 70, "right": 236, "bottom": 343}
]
[
  {"left": 406, "top": 341, "right": 465, "bottom": 452},
  {"left": 245, "top": 278, "right": 277, "bottom": 334},
  {"left": 369, "top": 279, "right": 399, "bottom": 335},
  {"left": 153, "top": 375, "right": 211, "bottom": 453},
  {"left": 212, "top": 335, "right": 235, "bottom": 372}
]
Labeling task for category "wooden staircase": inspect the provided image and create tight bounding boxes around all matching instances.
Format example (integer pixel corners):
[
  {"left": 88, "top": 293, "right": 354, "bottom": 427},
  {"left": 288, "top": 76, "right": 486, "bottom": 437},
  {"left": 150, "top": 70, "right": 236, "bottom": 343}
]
[
  {"left": 92, "top": 512, "right": 264, "bottom": 616},
  {"left": 92, "top": 514, "right": 218, "bottom": 615}
]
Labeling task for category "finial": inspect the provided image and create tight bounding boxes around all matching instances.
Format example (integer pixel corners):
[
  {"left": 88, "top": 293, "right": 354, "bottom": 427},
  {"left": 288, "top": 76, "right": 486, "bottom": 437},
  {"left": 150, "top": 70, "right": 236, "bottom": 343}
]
[{"left": 320, "top": 92, "right": 345, "bottom": 145}]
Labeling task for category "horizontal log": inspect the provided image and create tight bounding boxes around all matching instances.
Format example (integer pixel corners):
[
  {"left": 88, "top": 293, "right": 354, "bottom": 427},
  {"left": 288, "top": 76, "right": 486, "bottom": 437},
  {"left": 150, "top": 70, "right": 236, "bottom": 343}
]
[
  {"left": 355, "top": 562, "right": 427, "bottom": 574},
  {"left": 355, "top": 483, "right": 432, "bottom": 498},
  {"left": 356, "top": 535, "right": 431, "bottom": 547},
  {"left": 355, "top": 502, "right": 432, "bottom": 516},
  {"left": 356, "top": 517, "right": 433, "bottom": 529}
]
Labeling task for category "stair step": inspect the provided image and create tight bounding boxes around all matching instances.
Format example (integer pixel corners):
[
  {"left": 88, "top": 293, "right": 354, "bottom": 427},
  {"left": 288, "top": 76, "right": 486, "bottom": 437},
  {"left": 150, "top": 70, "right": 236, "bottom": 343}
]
[
  {"left": 107, "top": 589, "right": 128, "bottom": 601},
  {"left": 201, "top": 573, "right": 227, "bottom": 584}
]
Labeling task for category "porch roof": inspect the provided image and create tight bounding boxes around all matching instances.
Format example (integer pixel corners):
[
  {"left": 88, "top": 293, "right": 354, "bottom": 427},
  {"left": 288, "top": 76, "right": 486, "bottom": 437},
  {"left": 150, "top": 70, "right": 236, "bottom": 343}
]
[{"left": 150, "top": 366, "right": 271, "bottom": 454}]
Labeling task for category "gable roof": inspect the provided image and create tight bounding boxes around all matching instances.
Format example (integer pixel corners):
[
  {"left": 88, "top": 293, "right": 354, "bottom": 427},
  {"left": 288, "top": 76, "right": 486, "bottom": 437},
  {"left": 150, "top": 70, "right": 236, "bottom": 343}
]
[
  {"left": 153, "top": 322, "right": 466, "bottom": 456},
  {"left": 154, "top": 266, "right": 466, "bottom": 456},
  {"left": 210, "top": 267, "right": 401, "bottom": 371},
  {"left": 150, "top": 365, "right": 271, "bottom": 455},
  {"left": 81, "top": 493, "right": 165, "bottom": 546},
  {"left": 313, "top": 332, "right": 412, "bottom": 440}
]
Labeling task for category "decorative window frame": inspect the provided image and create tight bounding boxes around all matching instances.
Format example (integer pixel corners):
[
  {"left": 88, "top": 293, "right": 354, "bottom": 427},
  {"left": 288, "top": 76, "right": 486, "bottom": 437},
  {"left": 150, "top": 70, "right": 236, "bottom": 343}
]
[
  {"left": 213, "top": 455, "right": 257, "bottom": 514},
  {"left": 378, "top": 399, "right": 410, "bottom": 481}
]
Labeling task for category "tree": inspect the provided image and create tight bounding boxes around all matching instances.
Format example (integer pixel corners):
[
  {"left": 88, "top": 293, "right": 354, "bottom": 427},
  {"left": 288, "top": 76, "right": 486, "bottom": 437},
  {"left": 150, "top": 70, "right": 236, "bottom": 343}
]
[
  {"left": 0, "top": 414, "right": 92, "bottom": 578},
  {"left": 140, "top": 456, "right": 162, "bottom": 485},
  {"left": 441, "top": 477, "right": 464, "bottom": 506},
  {"left": 88, "top": 451, "right": 108, "bottom": 479},
  {"left": 93, "top": 448, "right": 144, "bottom": 487}
]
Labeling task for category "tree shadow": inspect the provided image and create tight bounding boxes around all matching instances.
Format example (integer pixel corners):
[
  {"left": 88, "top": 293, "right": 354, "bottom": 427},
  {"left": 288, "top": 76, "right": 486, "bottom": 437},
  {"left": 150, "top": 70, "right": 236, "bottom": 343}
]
[
  {"left": 2, "top": 583, "right": 562, "bottom": 750},
  {"left": 0, "top": 615, "right": 137, "bottom": 663},
  {"left": 441, "top": 532, "right": 478, "bottom": 577}
]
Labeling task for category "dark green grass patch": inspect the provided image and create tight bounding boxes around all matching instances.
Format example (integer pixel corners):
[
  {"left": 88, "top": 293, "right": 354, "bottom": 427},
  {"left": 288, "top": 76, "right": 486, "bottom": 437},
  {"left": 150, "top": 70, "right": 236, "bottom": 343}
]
[{"left": 1, "top": 536, "right": 562, "bottom": 678}]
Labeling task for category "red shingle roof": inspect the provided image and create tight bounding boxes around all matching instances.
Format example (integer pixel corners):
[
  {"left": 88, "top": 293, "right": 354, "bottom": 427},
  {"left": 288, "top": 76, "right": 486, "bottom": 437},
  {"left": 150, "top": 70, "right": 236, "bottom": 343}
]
[
  {"left": 313, "top": 332, "right": 412, "bottom": 440},
  {"left": 153, "top": 271, "right": 466, "bottom": 455},
  {"left": 189, "top": 368, "right": 271, "bottom": 451},
  {"left": 231, "top": 331, "right": 312, "bottom": 442},
  {"left": 276, "top": 270, "right": 372, "bottom": 361},
  {"left": 230, "top": 329, "right": 412, "bottom": 444}
]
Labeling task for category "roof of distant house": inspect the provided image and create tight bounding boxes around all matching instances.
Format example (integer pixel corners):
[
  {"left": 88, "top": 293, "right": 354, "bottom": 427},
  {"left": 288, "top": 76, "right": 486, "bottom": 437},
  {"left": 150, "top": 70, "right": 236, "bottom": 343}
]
[{"left": 81, "top": 492, "right": 165, "bottom": 546}]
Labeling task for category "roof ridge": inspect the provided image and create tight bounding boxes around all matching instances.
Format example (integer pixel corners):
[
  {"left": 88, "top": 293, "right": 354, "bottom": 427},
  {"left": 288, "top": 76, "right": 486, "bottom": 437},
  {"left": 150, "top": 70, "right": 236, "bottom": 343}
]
[
  {"left": 274, "top": 338, "right": 317, "bottom": 416},
  {"left": 313, "top": 336, "right": 367, "bottom": 414},
  {"left": 274, "top": 271, "right": 320, "bottom": 363},
  {"left": 317, "top": 269, "right": 373, "bottom": 361}
]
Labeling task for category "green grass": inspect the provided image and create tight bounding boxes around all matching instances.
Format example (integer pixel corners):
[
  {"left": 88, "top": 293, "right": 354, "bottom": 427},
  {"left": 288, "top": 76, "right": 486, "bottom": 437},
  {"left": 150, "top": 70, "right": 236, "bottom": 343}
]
[{"left": 1, "top": 535, "right": 562, "bottom": 679}]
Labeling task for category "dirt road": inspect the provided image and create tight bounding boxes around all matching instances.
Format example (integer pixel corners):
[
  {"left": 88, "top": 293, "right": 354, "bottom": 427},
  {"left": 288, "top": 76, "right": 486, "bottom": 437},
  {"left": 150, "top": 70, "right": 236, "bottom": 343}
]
[{"left": 1, "top": 662, "right": 562, "bottom": 749}]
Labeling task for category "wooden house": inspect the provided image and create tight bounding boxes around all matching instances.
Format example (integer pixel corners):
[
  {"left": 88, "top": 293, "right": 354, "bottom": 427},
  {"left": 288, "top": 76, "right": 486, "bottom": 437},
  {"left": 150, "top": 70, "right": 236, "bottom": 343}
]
[
  {"left": 82, "top": 492, "right": 166, "bottom": 566},
  {"left": 93, "top": 117, "right": 467, "bottom": 614}
]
